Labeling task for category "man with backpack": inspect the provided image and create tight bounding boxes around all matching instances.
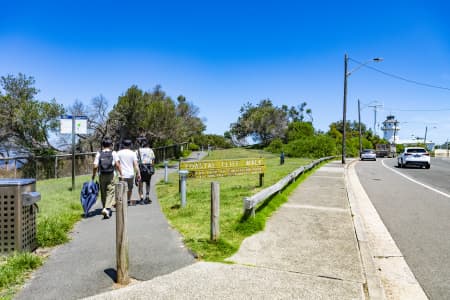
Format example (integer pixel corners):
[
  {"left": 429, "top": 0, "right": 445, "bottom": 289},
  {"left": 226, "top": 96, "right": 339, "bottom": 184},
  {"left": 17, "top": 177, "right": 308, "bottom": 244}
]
[
  {"left": 92, "top": 137, "right": 122, "bottom": 219},
  {"left": 136, "top": 138, "right": 155, "bottom": 204},
  {"left": 117, "top": 139, "right": 141, "bottom": 205}
]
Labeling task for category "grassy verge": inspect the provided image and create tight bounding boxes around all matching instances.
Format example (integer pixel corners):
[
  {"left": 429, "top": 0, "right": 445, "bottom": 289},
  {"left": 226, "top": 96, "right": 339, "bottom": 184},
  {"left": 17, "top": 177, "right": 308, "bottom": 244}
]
[
  {"left": 157, "top": 148, "right": 322, "bottom": 261},
  {"left": 36, "top": 175, "right": 89, "bottom": 247},
  {"left": 0, "top": 175, "right": 89, "bottom": 299}
]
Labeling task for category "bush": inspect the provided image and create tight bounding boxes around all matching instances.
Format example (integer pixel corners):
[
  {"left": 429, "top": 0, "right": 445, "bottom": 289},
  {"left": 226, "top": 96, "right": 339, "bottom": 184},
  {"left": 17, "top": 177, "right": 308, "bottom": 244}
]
[
  {"left": 189, "top": 143, "right": 200, "bottom": 151},
  {"left": 285, "top": 135, "right": 337, "bottom": 158},
  {"left": 265, "top": 138, "right": 284, "bottom": 154}
]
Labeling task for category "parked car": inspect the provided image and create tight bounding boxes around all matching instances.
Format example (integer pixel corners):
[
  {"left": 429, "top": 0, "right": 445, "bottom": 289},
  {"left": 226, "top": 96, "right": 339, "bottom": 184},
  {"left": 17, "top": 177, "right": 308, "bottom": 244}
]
[
  {"left": 397, "top": 147, "right": 430, "bottom": 169},
  {"left": 361, "top": 149, "right": 376, "bottom": 161}
]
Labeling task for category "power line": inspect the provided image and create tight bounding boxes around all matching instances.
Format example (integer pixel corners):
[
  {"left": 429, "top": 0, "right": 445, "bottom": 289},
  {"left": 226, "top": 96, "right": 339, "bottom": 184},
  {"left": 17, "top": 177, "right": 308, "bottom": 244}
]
[{"left": 349, "top": 58, "right": 450, "bottom": 91}]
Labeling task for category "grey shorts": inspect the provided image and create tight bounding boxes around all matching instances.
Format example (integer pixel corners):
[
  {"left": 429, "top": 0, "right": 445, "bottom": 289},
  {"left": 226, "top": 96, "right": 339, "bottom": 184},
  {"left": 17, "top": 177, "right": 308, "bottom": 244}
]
[{"left": 120, "top": 177, "right": 134, "bottom": 191}]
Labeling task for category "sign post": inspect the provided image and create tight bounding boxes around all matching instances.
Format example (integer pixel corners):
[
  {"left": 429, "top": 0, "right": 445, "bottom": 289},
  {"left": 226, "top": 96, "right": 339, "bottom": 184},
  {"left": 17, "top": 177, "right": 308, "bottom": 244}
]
[{"left": 60, "top": 115, "right": 88, "bottom": 191}]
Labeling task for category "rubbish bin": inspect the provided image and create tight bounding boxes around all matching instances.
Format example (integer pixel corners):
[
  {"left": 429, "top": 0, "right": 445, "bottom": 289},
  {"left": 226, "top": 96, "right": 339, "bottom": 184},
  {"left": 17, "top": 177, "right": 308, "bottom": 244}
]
[{"left": 0, "top": 179, "right": 40, "bottom": 255}]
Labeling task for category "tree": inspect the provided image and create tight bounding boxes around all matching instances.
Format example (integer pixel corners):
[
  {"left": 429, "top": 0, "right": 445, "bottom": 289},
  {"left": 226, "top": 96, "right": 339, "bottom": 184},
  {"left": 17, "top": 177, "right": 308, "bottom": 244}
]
[
  {"left": 107, "top": 85, "right": 205, "bottom": 147},
  {"left": 0, "top": 73, "right": 64, "bottom": 155},
  {"left": 286, "top": 121, "right": 315, "bottom": 142},
  {"left": 230, "top": 99, "right": 288, "bottom": 146}
]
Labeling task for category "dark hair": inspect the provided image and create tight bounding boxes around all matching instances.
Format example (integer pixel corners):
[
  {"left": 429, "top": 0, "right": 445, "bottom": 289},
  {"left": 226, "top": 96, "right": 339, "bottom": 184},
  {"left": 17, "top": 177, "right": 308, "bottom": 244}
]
[
  {"left": 123, "top": 139, "right": 132, "bottom": 147},
  {"left": 137, "top": 137, "right": 148, "bottom": 147},
  {"left": 102, "top": 138, "right": 112, "bottom": 147}
]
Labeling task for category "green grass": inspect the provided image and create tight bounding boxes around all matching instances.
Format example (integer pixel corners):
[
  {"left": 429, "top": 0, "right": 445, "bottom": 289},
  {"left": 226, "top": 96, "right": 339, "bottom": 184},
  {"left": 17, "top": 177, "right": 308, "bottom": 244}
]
[
  {"left": 157, "top": 148, "right": 322, "bottom": 261},
  {"left": 36, "top": 175, "right": 90, "bottom": 247},
  {"left": 0, "top": 252, "right": 43, "bottom": 300}
]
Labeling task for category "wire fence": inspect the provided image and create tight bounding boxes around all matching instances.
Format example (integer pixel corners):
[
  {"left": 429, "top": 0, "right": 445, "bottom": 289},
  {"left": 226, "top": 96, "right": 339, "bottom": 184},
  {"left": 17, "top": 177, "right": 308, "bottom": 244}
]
[{"left": 0, "top": 143, "right": 188, "bottom": 180}]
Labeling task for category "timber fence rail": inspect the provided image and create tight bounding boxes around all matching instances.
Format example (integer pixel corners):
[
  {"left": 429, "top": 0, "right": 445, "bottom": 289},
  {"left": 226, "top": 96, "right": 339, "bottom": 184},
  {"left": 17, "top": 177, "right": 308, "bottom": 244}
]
[{"left": 243, "top": 156, "right": 335, "bottom": 217}]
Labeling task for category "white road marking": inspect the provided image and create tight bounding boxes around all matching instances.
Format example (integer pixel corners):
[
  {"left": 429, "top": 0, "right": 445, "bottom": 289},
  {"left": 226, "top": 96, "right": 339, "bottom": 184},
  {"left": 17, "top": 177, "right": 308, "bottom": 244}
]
[{"left": 381, "top": 159, "right": 450, "bottom": 199}]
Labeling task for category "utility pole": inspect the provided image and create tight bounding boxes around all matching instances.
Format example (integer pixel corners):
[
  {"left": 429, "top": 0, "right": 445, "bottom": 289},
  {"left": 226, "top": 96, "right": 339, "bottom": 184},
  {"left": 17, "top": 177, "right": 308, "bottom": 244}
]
[
  {"left": 358, "top": 99, "right": 362, "bottom": 157},
  {"left": 368, "top": 103, "right": 383, "bottom": 136},
  {"left": 342, "top": 54, "right": 348, "bottom": 164}
]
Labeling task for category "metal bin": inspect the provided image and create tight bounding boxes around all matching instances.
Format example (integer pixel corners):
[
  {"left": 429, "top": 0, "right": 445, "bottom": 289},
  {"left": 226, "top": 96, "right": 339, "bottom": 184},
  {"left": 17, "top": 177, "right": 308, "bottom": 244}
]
[{"left": 0, "top": 179, "right": 40, "bottom": 254}]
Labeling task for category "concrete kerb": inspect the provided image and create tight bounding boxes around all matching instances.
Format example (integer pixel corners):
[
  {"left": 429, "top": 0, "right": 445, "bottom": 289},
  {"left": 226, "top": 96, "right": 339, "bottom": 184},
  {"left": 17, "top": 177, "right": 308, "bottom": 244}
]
[{"left": 345, "top": 159, "right": 428, "bottom": 300}]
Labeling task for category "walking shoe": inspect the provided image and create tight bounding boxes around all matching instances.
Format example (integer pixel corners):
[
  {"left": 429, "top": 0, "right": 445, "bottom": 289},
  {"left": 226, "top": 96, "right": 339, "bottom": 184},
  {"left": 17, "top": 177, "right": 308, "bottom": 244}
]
[
  {"left": 102, "top": 208, "right": 110, "bottom": 219},
  {"left": 144, "top": 195, "right": 152, "bottom": 204}
]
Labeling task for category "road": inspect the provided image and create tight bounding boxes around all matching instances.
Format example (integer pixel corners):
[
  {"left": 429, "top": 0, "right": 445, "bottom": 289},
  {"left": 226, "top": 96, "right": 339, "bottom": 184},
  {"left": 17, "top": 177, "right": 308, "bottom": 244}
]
[{"left": 355, "top": 158, "right": 450, "bottom": 300}]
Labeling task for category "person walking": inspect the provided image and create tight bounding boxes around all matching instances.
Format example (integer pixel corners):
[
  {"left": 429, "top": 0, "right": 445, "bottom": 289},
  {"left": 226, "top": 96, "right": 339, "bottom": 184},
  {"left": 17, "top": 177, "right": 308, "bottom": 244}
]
[
  {"left": 116, "top": 139, "right": 141, "bottom": 205},
  {"left": 136, "top": 138, "right": 155, "bottom": 204},
  {"left": 92, "top": 137, "right": 122, "bottom": 219}
]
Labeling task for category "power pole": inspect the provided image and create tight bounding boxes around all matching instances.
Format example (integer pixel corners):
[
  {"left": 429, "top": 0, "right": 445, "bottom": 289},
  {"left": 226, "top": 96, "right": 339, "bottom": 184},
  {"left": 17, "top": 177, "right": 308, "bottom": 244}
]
[
  {"left": 368, "top": 103, "right": 383, "bottom": 136},
  {"left": 358, "top": 99, "right": 362, "bottom": 157}
]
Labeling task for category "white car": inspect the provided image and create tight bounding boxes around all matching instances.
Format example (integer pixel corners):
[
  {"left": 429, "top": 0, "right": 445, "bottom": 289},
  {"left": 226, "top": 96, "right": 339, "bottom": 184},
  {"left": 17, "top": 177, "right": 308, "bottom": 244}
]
[
  {"left": 360, "top": 149, "right": 376, "bottom": 161},
  {"left": 397, "top": 147, "right": 430, "bottom": 169}
]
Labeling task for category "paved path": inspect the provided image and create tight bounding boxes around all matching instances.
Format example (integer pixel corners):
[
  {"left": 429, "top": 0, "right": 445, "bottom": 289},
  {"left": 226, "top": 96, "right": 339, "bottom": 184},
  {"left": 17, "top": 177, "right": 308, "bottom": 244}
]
[
  {"left": 15, "top": 155, "right": 203, "bottom": 300},
  {"left": 85, "top": 160, "right": 367, "bottom": 300},
  {"left": 16, "top": 158, "right": 424, "bottom": 300}
]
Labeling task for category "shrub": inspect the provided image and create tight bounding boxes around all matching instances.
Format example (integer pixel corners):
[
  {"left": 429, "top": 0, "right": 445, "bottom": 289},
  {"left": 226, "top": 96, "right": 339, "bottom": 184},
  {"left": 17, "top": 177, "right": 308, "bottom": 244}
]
[{"left": 285, "top": 135, "right": 337, "bottom": 158}]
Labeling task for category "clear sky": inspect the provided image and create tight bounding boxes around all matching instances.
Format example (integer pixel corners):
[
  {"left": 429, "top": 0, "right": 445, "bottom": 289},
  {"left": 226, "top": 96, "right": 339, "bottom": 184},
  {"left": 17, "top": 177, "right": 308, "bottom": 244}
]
[{"left": 1, "top": 1, "right": 449, "bottom": 144}]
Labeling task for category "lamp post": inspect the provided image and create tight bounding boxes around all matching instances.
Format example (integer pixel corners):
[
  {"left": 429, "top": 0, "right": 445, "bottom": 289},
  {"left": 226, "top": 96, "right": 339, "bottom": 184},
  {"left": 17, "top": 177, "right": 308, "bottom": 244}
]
[
  {"left": 424, "top": 125, "right": 437, "bottom": 150},
  {"left": 342, "top": 54, "right": 383, "bottom": 164}
]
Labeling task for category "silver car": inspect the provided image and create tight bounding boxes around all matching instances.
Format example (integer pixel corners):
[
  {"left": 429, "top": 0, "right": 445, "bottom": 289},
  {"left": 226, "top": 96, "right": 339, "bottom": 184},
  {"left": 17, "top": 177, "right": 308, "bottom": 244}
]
[
  {"left": 361, "top": 149, "right": 376, "bottom": 161},
  {"left": 397, "top": 147, "right": 430, "bottom": 169}
]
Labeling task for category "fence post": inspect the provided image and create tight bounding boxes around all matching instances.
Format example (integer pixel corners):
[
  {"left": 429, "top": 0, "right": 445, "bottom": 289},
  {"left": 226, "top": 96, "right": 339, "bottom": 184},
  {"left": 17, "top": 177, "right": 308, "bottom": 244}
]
[
  {"left": 164, "top": 161, "right": 169, "bottom": 183},
  {"left": 243, "top": 197, "right": 255, "bottom": 218},
  {"left": 55, "top": 156, "right": 58, "bottom": 179},
  {"left": 210, "top": 182, "right": 220, "bottom": 241},
  {"left": 115, "top": 182, "right": 130, "bottom": 285},
  {"left": 259, "top": 173, "right": 264, "bottom": 187}
]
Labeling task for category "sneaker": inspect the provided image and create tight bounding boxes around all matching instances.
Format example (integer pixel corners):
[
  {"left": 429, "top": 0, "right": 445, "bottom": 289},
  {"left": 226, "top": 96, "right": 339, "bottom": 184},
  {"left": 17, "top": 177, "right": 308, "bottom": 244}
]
[
  {"left": 102, "top": 208, "right": 109, "bottom": 219},
  {"left": 108, "top": 209, "right": 113, "bottom": 218},
  {"left": 144, "top": 195, "right": 152, "bottom": 204}
]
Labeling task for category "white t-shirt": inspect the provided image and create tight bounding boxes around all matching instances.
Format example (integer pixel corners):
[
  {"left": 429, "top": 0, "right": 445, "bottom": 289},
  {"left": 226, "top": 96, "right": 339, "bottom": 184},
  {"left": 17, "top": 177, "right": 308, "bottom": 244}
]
[
  {"left": 137, "top": 147, "right": 155, "bottom": 164},
  {"left": 93, "top": 149, "right": 119, "bottom": 174},
  {"left": 117, "top": 148, "right": 138, "bottom": 178}
]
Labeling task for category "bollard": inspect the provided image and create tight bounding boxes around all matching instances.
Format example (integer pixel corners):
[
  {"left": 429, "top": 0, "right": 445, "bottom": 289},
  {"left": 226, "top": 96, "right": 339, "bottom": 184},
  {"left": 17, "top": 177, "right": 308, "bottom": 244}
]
[
  {"left": 164, "top": 160, "right": 168, "bottom": 183},
  {"left": 115, "top": 182, "right": 129, "bottom": 285},
  {"left": 179, "top": 170, "right": 189, "bottom": 208},
  {"left": 210, "top": 182, "right": 220, "bottom": 241}
]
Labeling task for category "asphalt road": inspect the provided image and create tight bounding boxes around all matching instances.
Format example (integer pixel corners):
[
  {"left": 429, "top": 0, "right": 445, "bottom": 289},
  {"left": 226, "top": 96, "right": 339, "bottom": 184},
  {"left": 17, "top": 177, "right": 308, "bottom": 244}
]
[{"left": 355, "top": 157, "right": 450, "bottom": 299}]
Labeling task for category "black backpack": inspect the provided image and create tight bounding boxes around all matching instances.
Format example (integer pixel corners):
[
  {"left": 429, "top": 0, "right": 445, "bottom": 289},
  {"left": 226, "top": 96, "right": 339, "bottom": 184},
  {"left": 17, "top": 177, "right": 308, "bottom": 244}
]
[{"left": 99, "top": 151, "right": 114, "bottom": 174}]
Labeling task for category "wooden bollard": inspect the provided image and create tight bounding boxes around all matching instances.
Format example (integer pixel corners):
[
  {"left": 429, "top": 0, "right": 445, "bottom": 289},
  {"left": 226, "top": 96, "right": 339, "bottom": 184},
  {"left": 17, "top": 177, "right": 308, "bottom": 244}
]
[
  {"left": 210, "top": 182, "right": 220, "bottom": 241},
  {"left": 115, "top": 182, "right": 130, "bottom": 285}
]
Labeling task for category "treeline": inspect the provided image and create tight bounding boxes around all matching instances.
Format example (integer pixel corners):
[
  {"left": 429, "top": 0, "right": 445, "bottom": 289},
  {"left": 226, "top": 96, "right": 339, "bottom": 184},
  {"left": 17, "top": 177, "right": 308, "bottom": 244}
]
[
  {"left": 230, "top": 99, "right": 386, "bottom": 158},
  {"left": 1, "top": 73, "right": 386, "bottom": 159}
]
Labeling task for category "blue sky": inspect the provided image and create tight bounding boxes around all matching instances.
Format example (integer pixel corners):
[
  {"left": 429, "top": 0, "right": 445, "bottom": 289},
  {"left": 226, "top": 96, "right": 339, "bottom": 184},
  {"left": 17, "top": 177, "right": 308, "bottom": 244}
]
[{"left": 1, "top": 1, "right": 450, "bottom": 144}]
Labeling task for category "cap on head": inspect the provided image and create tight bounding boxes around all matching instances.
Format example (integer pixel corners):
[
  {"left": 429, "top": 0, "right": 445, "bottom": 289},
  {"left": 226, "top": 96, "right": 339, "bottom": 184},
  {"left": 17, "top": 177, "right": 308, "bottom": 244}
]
[
  {"left": 138, "top": 137, "right": 148, "bottom": 147},
  {"left": 102, "top": 137, "right": 112, "bottom": 147},
  {"left": 123, "top": 139, "right": 132, "bottom": 147}
]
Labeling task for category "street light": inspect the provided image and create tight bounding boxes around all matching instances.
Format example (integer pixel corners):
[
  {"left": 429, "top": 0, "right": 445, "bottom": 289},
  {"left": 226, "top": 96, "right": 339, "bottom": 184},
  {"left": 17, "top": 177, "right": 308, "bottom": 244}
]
[
  {"left": 424, "top": 125, "right": 437, "bottom": 149},
  {"left": 342, "top": 54, "right": 383, "bottom": 164}
]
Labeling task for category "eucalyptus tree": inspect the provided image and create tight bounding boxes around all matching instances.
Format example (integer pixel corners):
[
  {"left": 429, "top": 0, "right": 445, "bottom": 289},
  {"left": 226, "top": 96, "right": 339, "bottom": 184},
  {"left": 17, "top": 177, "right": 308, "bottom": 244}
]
[
  {"left": 230, "top": 99, "right": 288, "bottom": 146},
  {"left": 0, "top": 73, "right": 64, "bottom": 155}
]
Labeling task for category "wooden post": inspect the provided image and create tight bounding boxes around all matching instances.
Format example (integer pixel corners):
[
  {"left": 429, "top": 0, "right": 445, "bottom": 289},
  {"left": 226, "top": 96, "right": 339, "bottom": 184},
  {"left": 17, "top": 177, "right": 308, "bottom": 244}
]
[
  {"left": 55, "top": 156, "right": 58, "bottom": 179},
  {"left": 259, "top": 173, "right": 264, "bottom": 187},
  {"left": 115, "top": 182, "right": 130, "bottom": 285},
  {"left": 210, "top": 182, "right": 220, "bottom": 241}
]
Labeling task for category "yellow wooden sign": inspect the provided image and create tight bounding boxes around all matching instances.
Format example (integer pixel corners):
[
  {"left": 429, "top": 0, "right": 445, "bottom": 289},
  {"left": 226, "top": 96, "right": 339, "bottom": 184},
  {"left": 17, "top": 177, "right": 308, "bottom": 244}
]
[{"left": 180, "top": 158, "right": 265, "bottom": 178}]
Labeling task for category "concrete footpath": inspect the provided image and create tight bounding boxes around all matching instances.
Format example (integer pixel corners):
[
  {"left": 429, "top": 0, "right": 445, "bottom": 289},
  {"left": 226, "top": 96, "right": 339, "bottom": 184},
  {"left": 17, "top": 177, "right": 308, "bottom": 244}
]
[
  {"left": 16, "top": 158, "right": 423, "bottom": 299},
  {"left": 83, "top": 160, "right": 371, "bottom": 300}
]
